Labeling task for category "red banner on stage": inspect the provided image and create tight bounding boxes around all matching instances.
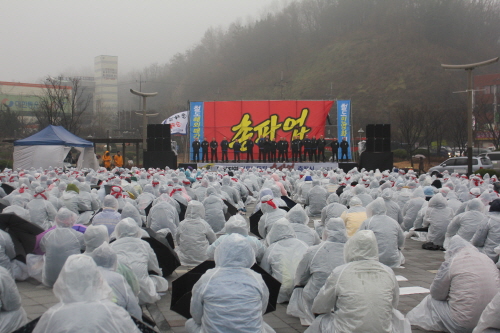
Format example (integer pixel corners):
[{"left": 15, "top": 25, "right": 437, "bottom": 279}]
[{"left": 202, "top": 100, "right": 334, "bottom": 152}]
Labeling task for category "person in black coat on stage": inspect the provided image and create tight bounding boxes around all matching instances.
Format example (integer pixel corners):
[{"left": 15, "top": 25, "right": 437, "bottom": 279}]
[
  {"left": 210, "top": 138, "right": 218, "bottom": 163},
  {"left": 330, "top": 137, "right": 339, "bottom": 162},
  {"left": 201, "top": 138, "right": 210, "bottom": 163},
  {"left": 310, "top": 136, "right": 318, "bottom": 162},
  {"left": 340, "top": 137, "right": 349, "bottom": 161},
  {"left": 302, "top": 135, "right": 312, "bottom": 162},
  {"left": 233, "top": 139, "right": 242, "bottom": 162},
  {"left": 246, "top": 138, "right": 255, "bottom": 162},
  {"left": 220, "top": 137, "right": 229, "bottom": 162},
  {"left": 277, "top": 137, "right": 289, "bottom": 162},
  {"left": 257, "top": 136, "right": 266, "bottom": 162},
  {"left": 317, "top": 135, "right": 327, "bottom": 162},
  {"left": 291, "top": 136, "right": 301, "bottom": 162},
  {"left": 192, "top": 138, "right": 201, "bottom": 162},
  {"left": 269, "top": 138, "right": 277, "bottom": 163},
  {"left": 264, "top": 136, "right": 272, "bottom": 162}
]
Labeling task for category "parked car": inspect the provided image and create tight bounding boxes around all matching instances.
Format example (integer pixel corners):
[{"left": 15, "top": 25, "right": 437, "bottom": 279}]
[
  {"left": 428, "top": 156, "right": 493, "bottom": 175},
  {"left": 479, "top": 152, "right": 500, "bottom": 171}
]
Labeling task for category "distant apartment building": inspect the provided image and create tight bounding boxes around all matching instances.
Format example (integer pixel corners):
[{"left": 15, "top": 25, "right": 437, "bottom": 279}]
[{"left": 94, "top": 55, "right": 118, "bottom": 115}]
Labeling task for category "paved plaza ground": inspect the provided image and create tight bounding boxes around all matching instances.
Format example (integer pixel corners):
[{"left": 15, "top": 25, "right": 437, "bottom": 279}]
[{"left": 16, "top": 205, "right": 445, "bottom": 333}]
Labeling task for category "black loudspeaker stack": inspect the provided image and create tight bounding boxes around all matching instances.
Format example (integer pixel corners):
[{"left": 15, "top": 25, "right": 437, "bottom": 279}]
[
  {"left": 360, "top": 123, "right": 393, "bottom": 171},
  {"left": 144, "top": 124, "right": 177, "bottom": 169}
]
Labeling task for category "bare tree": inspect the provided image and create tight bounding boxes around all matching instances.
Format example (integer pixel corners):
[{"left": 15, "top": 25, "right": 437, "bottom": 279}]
[
  {"left": 33, "top": 76, "right": 91, "bottom": 135},
  {"left": 448, "top": 105, "right": 468, "bottom": 154},
  {"left": 394, "top": 103, "right": 425, "bottom": 167},
  {"left": 474, "top": 94, "right": 499, "bottom": 150},
  {"left": 0, "top": 103, "right": 25, "bottom": 139}
]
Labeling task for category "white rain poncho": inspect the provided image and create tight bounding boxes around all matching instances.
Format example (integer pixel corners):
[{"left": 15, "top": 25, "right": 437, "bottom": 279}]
[
  {"left": 3, "top": 197, "right": 31, "bottom": 222},
  {"left": 147, "top": 201, "right": 179, "bottom": 237},
  {"left": 258, "top": 195, "right": 288, "bottom": 240},
  {"left": 318, "top": 194, "right": 347, "bottom": 237},
  {"left": 472, "top": 199, "right": 500, "bottom": 262},
  {"left": 202, "top": 187, "right": 227, "bottom": 233},
  {"left": 120, "top": 203, "right": 143, "bottom": 228},
  {"left": 175, "top": 200, "right": 216, "bottom": 266},
  {"left": 381, "top": 188, "right": 403, "bottom": 224},
  {"left": 206, "top": 215, "right": 265, "bottom": 262},
  {"left": 90, "top": 243, "right": 142, "bottom": 319},
  {"left": 287, "top": 218, "right": 347, "bottom": 323},
  {"left": 185, "top": 234, "right": 275, "bottom": 333},
  {"left": 27, "top": 187, "right": 57, "bottom": 230},
  {"left": 0, "top": 229, "right": 15, "bottom": 276},
  {"left": 92, "top": 195, "right": 121, "bottom": 235},
  {"left": 422, "top": 193, "right": 454, "bottom": 247},
  {"left": 110, "top": 218, "right": 168, "bottom": 304},
  {"left": 340, "top": 196, "right": 367, "bottom": 237},
  {"left": 353, "top": 184, "right": 373, "bottom": 207},
  {"left": 41, "top": 208, "right": 85, "bottom": 287},
  {"left": 445, "top": 198, "right": 485, "bottom": 247},
  {"left": 407, "top": 236, "right": 500, "bottom": 333},
  {"left": 308, "top": 230, "right": 409, "bottom": 333},
  {"left": 473, "top": 291, "right": 500, "bottom": 333},
  {"left": 359, "top": 198, "right": 405, "bottom": 268},
  {"left": 220, "top": 176, "right": 240, "bottom": 206},
  {"left": 286, "top": 204, "right": 320, "bottom": 246},
  {"left": 401, "top": 188, "right": 426, "bottom": 231},
  {"left": 261, "top": 219, "right": 308, "bottom": 303},
  {"left": 0, "top": 265, "right": 27, "bottom": 332},
  {"left": 305, "top": 181, "right": 328, "bottom": 216},
  {"left": 33, "top": 255, "right": 141, "bottom": 333},
  {"left": 60, "top": 184, "right": 80, "bottom": 214}
]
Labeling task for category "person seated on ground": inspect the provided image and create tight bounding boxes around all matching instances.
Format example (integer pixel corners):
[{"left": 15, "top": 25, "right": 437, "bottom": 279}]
[
  {"left": 147, "top": 199, "right": 179, "bottom": 238},
  {"left": 258, "top": 195, "right": 287, "bottom": 241},
  {"left": 305, "top": 180, "right": 328, "bottom": 216},
  {"left": 287, "top": 218, "right": 347, "bottom": 326},
  {"left": 286, "top": 204, "right": 321, "bottom": 246},
  {"left": 92, "top": 195, "right": 121, "bottom": 236},
  {"left": 340, "top": 196, "right": 367, "bottom": 237},
  {"left": 77, "top": 182, "right": 100, "bottom": 224},
  {"left": 120, "top": 202, "right": 143, "bottom": 228},
  {"left": 422, "top": 193, "right": 454, "bottom": 250},
  {"left": 472, "top": 199, "right": 500, "bottom": 262},
  {"left": 90, "top": 243, "right": 142, "bottom": 319},
  {"left": 206, "top": 214, "right": 265, "bottom": 262},
  {"left": 445, "top": 198, "right": 485, "bottom": 248},
  {"left": 358, "top": 197, "right": 405, "bottom": 268},
  {"left": 401, "top": 187, "right": 426, "bottom": 232},
  {"left": 27, "top": 186, "right": 57, "bottom": 230},
  {"left": 473, "top": 290, "right": 500, "bottom": 333},
  {"left": 185, "top": 234, "right": 276, "bottom": 333},
  {"left": 407, "top": 235, "right": 500, "bottom": 333},
  {"left": 202, "top": 187, "right": 227, "bottom": 233},
  {"left": 175, "top": 200, "right": 216, "bottom": 266},
  {"left": 3, "top": 196, "right": 31, "bottom": 221},
  {"left": 317, "top": 193, "right": 347, "bottom": 237},
  {"left": 380, "top": 188, "right": 403, "bottom": 224},
  {"left": 0, "top": 266, "right": 27, "bottom": 332},
  {"left": 33, "top": 255, "right": 141, "bottom": 333},
  {"left": 60, "top": 183, "right": 80, "bottom": 214},
  {"left": 41, "top": 208, "right": 85, "bottom": 287},
  {"left": 307, "top": 230, "right": 410, "bottom": 333},
  {"left": 110, "top": 218, "right": 168, "bottom": 304},
  {"left": 261, "top": 219, "right": 308, "bottom": 303}
]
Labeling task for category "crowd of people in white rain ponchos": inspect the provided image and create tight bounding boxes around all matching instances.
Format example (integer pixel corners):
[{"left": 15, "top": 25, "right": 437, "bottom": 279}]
[{"left": 1, "top": 165, "right": 500, "bottom": 332}]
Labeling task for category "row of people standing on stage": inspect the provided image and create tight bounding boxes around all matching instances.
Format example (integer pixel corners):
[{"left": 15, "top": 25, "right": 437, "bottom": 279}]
[{"left": 191, "top": 136, "right": 350, "bottom": 163}]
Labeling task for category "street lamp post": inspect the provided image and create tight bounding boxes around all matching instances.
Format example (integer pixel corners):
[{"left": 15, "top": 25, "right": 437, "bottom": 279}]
[
  {"left": 129, "top": 89, "right": 158, "bottom": 154},
  {"left": 441, "top": 57, "right": 499, "bottom": 175}
]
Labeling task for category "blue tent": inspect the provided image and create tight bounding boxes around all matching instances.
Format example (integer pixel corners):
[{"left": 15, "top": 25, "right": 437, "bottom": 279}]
[{"left": 14, "top": 125, "right": 93, "bottom": 148}]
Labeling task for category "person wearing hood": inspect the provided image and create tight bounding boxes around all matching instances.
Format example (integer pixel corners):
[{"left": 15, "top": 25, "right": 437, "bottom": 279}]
[
  {"left": 33, "top": 255, "right": 141, "bottom": 333},
  {"left": 185, "top": 234, "right": 276, "bottom": 333},
  {"left": 0, "top": 265, "right": 27, "bottom": 332},
  {"left": 422, "top": 193, "right": 454, "bottom": 249},
  {"left": 60, "top": 183, "right": 80, "bottom": 214},
  {"left": 27, "top": 186, "right": 57, "bottom": 230},
  {"left": 206, "top": 215, "right": 265, "bottom": 262},
  {"left": 258, "top": 195, "right": 288, "bottom": 240},
  {"left": 261, "top": 219, "right": 308, "bottom": 303},
  {"left": 359, "top": 198, "right": 405, "bottom": 268},
  {"left": 401, "top": 188, "right": 426, "bottom": 232},
  {"left": 307, "top": 230, "right": 409, "bottom": 333},
  {"left": 305, "top": 180, "right": 328, "bottom": 216},
  {"left": 473, "top": 290, "right": 500, "bottom": 333},
  {"left": 340, "top": 196, "right": 367, "bottom": 237},
  {"left": 381, "top": 188, "right": 403, "bottom": 224},
  {"left": 318, "top": 193, "right": 347, "bottom": 237},
  {"left": 0, "top": 229, "right": 16, "bottom": 279},
  {"left": 472, "top": 199, "right": 500, "bottom": 262},
  {"left": 3, "top": 196, "right": 31, "bottom": 222},
  {"left": 90, "top": 243, "right": 142, "bottom": 319},
  {"left": 296, "top": 175, "right": 314, "bottom": 204},
  {"left": 287, "top": 218, "right": 348, "bottom": 325},
  {"left": 40, "top": 208, "right": 85, "bottom": 287},
  {"left": 407, "top": 236, "right": 500, "bottom": 333},
  {"left": 92, "top": 195, "right": 122, "bottom": 236},
  {"left": 102, "top": 151, "right": 112, "bottom": 170},
  {"left": 175, "top": 200, "right": 217, "bottom": 266},
  {"left": 445, "top": 198, "right": 485, "bottom": 248},
  {"left": 286, "top": 204, "right": 321, "bottom": 246},
  {"left": 202, "top": 187, "right": 227, "bottom": 233},
  {"left": 147, "top": 200, "right": 180, "bottom": 238},
  {"left": 120, "top": 202, "right": 143, "bottom": 228},
  {"left": 110, "top": 218, "right": 168, "bottom": 304}
]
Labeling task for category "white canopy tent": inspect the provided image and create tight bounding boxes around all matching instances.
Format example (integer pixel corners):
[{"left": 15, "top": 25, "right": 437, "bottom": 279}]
[{"left": 13, "top": 125, "right": 99, "bottom": 170}]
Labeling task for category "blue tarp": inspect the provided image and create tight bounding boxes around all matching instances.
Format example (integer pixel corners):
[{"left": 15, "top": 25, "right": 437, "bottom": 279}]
[{"left": 14, "top": 125, "right": 93, "bottom": 148}]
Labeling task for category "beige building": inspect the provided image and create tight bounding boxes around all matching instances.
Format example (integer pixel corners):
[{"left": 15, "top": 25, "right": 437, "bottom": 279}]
[{"left": 94, "top": 55, "right": 118, "bottom": 115}]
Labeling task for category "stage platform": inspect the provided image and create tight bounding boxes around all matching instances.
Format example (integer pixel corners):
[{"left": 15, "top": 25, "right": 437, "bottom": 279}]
[{"left": 193, "top": 161, "right": 339, "bottom": 170}]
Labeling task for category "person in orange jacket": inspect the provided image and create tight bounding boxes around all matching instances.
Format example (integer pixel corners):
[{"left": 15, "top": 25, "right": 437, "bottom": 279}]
[
  {"left": 113, "top": 151, "right": 123, "bottom": 168},
  {"left": 102, "top": 151, "right": 111, "bottom": 170}
]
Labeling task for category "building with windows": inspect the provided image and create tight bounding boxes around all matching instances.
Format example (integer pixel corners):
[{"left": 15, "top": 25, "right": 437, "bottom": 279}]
[{"left": 94, "top": 55, "right": 118, "bottom": 115}]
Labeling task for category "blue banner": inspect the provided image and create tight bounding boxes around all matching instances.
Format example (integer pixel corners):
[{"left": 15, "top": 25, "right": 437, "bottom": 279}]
[
  {"left": 189, "top": 102, "right": 204, "bottom": 158},
  {"left": 337, "top": 100, "right": 351, "bottom": 159}
]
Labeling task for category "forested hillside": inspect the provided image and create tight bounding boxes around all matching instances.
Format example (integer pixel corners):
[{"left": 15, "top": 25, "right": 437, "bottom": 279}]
[{"left": 119, "top": 0, "right": 500, "bottom": 127}]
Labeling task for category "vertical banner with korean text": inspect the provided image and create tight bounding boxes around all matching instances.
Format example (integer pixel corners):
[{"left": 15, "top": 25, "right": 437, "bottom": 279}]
[
  {"left": 189, "top": 102, "right": 204, "bottom": 158},
  {"left": 337, "top": 100, "right": 351, "bottom": 159}
]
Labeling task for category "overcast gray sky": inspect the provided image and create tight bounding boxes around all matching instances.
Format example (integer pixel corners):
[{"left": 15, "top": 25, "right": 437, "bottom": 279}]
[{"left": 2, "top": 0, "right": 281, "bottom": 83}]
